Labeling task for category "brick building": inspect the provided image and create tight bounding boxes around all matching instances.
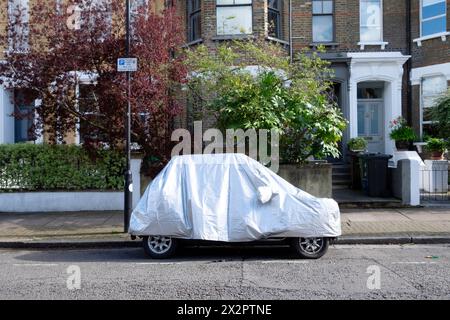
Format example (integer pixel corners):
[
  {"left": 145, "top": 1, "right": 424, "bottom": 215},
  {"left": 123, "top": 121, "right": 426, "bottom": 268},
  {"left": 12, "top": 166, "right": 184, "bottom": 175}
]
[{"left": 1, "top": 0, "right": 449, "bottom": 161}]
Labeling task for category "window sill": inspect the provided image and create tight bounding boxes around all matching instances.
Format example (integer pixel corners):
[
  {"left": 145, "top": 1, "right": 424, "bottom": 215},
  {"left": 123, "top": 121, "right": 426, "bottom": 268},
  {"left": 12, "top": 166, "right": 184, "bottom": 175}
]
[
  {"left": 183, "top": 38, "right": 203, "bottom": 48},
  {"left": 266, "top": 36, "right": 290, "bottom": 46},
  {"left": 211, "top": 34, "right": 254, "bottom": 41},
  {"left": 357, "top": 41, "right": 389, "bottom": 50},
  {"left": 413, "top": 32, "right": 450, "bottom": 47}
]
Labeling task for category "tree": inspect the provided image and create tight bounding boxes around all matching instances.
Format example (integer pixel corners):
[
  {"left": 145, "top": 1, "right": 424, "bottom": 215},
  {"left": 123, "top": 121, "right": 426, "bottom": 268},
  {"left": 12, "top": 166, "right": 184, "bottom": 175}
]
[
  {"left": 0, "top": 0, "right": 187, "bottom": 174},
  {"left": 185, "top": 40, "right": 347, "bottom": 163}
]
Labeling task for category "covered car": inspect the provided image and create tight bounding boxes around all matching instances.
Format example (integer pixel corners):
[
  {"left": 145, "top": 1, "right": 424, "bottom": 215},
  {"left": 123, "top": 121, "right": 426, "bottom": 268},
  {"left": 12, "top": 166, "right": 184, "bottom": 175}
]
[{"left": 129, "top": 153, "right": 341, "bottom": 259}]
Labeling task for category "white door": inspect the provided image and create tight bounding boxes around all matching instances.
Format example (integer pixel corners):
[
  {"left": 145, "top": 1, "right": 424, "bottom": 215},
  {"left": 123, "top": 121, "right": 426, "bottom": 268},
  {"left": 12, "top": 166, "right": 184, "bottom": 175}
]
[{"left": 357, "top": 100, "right": 383, "bottom": 153}]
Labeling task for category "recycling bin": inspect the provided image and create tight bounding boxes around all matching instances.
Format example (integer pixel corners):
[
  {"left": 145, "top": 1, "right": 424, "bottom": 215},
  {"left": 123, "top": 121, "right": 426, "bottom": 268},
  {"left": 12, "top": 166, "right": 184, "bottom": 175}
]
[{"left": 359, "top": 153, "right": 393, "bottom": 197}]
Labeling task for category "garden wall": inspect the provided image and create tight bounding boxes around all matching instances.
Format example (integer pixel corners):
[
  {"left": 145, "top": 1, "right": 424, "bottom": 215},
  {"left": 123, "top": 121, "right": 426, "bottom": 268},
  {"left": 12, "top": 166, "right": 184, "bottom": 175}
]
[{"left": 0, "top": 144, "right": 143, "bottom": 212}]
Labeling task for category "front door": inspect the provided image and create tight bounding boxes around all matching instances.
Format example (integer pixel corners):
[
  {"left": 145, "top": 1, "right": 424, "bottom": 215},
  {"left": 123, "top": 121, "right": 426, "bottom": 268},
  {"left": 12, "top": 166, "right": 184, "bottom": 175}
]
[{"left": 357, "top": 100, "right": 383, "bottom": 153}]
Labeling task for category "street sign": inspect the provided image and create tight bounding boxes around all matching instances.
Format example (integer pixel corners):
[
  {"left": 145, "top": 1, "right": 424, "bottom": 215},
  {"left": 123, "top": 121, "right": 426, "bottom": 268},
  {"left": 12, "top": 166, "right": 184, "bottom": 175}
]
[{"left": 117, "top": 58, "right": 138, "bottom": 72}]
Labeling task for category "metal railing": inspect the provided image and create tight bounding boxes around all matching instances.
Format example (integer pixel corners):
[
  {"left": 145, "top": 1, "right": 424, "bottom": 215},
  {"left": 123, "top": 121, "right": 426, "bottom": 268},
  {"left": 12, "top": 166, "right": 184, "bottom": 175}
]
[{"left": 420, "top": 161, "right": 449, "bottom": 202}]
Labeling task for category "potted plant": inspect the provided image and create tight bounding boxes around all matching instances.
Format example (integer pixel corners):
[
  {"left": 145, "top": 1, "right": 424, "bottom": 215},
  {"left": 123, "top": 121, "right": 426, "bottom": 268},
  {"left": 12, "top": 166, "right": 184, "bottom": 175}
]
[
  {"left": 389, "top": 116, "right": 416, "bottom": 151},
  {"left": 425, "top": 138, "right": 448, "bottom": 160},
  {"left": 347, "top": 137, "right": 367, "bottom": 153}
]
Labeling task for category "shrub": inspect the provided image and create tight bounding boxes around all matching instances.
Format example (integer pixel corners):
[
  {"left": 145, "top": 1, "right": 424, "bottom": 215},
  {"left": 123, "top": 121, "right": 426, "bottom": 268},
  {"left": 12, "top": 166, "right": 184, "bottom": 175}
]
[
  {"left": 389, "top": 116, "right": 416, "bottom": 142},
  {"left": 0, "top": 144, "right": 125, "bottom": 192}
]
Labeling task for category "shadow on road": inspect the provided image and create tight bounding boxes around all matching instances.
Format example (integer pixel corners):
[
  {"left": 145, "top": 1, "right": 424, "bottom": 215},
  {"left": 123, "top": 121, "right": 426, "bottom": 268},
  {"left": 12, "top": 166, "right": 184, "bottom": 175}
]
[{"left": 11, "top": 245, "right": 305, "bottom": 264}]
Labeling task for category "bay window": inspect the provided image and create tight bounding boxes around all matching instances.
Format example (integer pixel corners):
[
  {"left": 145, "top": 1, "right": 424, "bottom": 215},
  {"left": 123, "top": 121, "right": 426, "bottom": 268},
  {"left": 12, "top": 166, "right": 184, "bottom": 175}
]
[
  {"left": 360, "top": 0, "right": 383, "bottom": 42},
  {"left": 421, "top": 0, "right": 447, "bottom": 37},
  {"left": 312, "top": 0, "right": 334, "bottom": 42},
  {"left": 216, "top": 0, "right": 252, "bottom": 36}
]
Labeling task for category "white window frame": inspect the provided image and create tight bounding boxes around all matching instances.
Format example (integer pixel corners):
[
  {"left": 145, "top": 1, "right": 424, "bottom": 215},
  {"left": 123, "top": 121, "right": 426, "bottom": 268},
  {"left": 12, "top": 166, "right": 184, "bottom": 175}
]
[
  {"left": 312, "top": 0, "right": 335, "bottom": 43},
  {"left": 420, "top": 0, "right": 447, "bottom": 37},
  {"left": 358, "top": 0, "right": 388, "bottom": 50},
  {"left": 414, "top": 0, "right": 449, "bottom": 45}
]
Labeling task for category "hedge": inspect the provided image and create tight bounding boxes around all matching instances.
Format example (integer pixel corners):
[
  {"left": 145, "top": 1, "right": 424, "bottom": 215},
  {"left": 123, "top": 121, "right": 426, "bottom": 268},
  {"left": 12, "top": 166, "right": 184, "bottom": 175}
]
[{"left": 0, "top": 144, "right": 125, "bottom": 192}]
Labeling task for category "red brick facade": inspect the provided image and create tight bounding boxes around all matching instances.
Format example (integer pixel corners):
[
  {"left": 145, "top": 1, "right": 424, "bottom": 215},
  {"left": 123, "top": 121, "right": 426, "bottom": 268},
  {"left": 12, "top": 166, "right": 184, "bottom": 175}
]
[{"left": 174, "top": 0, "right": 449, "bottom": 145}]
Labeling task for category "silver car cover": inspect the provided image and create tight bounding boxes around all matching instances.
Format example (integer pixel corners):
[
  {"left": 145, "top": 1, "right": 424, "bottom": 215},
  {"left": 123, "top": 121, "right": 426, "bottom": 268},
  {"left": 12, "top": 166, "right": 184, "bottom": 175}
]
[{"left": 129, "top": 154, "right": 341, "bottom": 241}]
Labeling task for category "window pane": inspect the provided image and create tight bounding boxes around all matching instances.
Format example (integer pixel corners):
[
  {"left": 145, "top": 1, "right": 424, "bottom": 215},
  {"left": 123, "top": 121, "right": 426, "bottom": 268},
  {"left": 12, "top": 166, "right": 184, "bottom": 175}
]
[
  {"left": 360, "top": 26, "right": 382, "bottom": 42},
  {"left": 217, "top": 0, "right": 234, "bottom": 4},
  {"left": 14, "top": 90, "right": 34, "bottom": 142},
  {"left": 217, "top": 6, "right": 252, "bottom": 35},
  {"left": 323, "top": 1, "right": 333, "bottom": 14},
  {"left": 357, "top": 87, "right": 383, "bottom": 99},
  {"left": 422, "top": 76, "right": 447, "bottom": 97},
  {"left": 357, "top": 104, "right": 366, "bottom": 135},
  {"left": 422, "top": 0, "right": 446, "bottom": 20},
  {"left": 268, "top": 10, "right": 280, "bottom": 38},
  {"left": 360, "top": 0, "right": 381, "bottom": 26},
  {"left": 189, "top": 0, "right": 201, "bottom": 11},
  {"left": 312, "top": 1, "right": 322, "bottom": 14},
  {"left": 268, "top": 0, "right": 279, "bottom": 9},
  {"left": 190, "top": 13, "right": 201, "bottom": 41},
  {"left": 313, "top": 15, "right": 333, "bottom": 42},
  {"left": 369, "top": 104, "right": 380, "bottom": 135},
  {"left": 422, "top": 16, "right": 446, "bottom": 36},
  {"left": 423, "top": 123, "right": 439, "bottom": 137}
]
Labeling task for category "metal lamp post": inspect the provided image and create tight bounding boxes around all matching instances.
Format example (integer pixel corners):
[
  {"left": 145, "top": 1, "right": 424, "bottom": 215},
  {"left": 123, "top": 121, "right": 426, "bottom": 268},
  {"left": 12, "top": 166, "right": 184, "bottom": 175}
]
[{"left": 124, "top": 0, "right": 133, "bottom": 233}]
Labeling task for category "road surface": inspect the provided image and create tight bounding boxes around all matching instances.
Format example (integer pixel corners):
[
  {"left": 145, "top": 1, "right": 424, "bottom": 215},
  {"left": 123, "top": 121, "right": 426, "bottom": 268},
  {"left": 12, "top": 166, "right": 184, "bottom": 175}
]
[{"left": 0, "top": 244, "right": 449, "bottom": 299}]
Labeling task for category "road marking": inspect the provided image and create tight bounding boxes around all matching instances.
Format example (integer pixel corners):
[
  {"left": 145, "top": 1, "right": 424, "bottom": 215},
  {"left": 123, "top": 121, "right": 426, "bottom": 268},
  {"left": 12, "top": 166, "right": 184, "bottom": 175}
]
[
  {"left": 392, "top": 262, "right": 437, "bottom": 265},
  {"left": 259, "top": 260, "right": 309, "bottom": 264},
  {"left": 13, "top": 263, "right": 59, "bottom": 267}
]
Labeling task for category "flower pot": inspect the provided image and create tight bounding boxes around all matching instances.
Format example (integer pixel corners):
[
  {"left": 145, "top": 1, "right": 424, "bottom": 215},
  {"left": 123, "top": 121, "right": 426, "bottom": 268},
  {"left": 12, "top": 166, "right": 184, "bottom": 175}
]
[
  {"left": 395, "top": 140, "right": 410, "bottom": 151},
  {"left": 430, "top": 151, "right": 444, "bottom": 160}
]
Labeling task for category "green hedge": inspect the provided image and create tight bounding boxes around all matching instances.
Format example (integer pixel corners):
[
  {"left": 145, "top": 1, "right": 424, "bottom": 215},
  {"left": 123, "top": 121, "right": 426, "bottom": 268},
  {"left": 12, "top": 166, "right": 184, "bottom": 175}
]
[{"left": 0, "top": 144, "right": 125, "bottom": 192}]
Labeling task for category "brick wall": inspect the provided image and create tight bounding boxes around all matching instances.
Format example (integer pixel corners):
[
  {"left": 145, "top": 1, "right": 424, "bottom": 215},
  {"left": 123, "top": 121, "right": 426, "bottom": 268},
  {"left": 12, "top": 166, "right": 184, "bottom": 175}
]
[
  {"left": 291, "top": 0, "right": 408, "bottom": 54},
  {"left": 410, "top": 0, "right": 450, "bottom": 69}
]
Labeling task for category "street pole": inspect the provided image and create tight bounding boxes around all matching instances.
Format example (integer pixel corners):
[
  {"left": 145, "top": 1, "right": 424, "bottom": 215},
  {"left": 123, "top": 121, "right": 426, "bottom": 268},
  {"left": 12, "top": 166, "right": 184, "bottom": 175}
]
[{"left": 124, "top": 0, "right": 133, "bottom": 233}]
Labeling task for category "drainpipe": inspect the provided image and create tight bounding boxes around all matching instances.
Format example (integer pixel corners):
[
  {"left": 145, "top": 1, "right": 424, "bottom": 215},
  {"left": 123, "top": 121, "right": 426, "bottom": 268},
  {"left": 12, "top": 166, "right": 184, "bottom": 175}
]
[
  {"left": 289, "top": 0, "right": 293, "bottom": 62},
  {"left": 406, "top": 0, "right": 413, "bottom": 126}
]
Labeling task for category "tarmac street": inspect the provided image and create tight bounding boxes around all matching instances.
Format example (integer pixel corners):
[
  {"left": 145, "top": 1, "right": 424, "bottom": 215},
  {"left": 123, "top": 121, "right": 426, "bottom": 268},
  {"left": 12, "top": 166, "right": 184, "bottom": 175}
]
[{"left": 0, "top": 244, "right": 449, "bottom": 300}]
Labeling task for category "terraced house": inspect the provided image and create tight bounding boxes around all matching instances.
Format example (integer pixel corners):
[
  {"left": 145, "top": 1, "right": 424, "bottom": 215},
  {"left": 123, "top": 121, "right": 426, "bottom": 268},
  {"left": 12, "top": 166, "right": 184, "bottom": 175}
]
[{"left": 1, "top": 0, "right": 449, "bottom": 159}]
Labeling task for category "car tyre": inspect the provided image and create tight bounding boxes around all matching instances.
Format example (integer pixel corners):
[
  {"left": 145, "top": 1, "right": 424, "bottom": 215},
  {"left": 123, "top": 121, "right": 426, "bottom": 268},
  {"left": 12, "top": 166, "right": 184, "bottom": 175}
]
[
  {"left": 290, "top": 237, "right": 329, "bottom": 259},
  {"left": 142, "top": 236, "right": 178, "bottom": 259}
]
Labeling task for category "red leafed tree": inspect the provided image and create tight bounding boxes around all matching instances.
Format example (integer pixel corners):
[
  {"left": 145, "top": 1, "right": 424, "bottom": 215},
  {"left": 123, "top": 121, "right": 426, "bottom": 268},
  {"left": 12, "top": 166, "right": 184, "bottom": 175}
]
[{"left": 0, "top": 0, "right": 186, "bottom": 173}]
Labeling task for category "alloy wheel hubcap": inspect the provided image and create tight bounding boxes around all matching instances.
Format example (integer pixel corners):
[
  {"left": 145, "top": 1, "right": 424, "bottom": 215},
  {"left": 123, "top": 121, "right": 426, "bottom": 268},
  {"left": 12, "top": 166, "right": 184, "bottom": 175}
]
[
  {"left": 148, "top": 236, "right": 172, "bottom": 254},
  {"left": 299, "top": 237, "right": 324, "bottom": 254}
]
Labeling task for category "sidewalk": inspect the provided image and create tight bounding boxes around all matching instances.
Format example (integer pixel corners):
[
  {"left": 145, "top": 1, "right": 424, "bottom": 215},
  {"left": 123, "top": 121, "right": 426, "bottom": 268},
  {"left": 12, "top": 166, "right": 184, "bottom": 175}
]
[{"left": 0, "top": 207, "right": 449, "bottom": 247}]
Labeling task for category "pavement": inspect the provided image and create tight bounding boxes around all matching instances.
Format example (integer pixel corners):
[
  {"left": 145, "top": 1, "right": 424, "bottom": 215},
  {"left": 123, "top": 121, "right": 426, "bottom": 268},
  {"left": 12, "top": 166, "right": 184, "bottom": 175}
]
[
  {"left": 0, "top": 207, "right": 449, "bottom": 247},
  {"left": 1, "top": 245, "right": 449, "bottom": 299}
]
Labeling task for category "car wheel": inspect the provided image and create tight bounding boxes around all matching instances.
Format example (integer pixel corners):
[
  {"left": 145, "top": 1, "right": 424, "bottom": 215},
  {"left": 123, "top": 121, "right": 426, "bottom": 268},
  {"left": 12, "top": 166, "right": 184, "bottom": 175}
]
[
  {"left": 142, "top": 236, "right": 178, "bottom": 259},
  {"left": 290, "top": 237, "right": 329, "bottom": 259}
]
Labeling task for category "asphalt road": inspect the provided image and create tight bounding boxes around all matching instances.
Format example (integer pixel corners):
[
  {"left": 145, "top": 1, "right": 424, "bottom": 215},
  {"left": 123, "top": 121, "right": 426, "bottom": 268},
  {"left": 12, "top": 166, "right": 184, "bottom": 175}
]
[{"left": 0, "top": 244, "right": 449, "bottom": 300}]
